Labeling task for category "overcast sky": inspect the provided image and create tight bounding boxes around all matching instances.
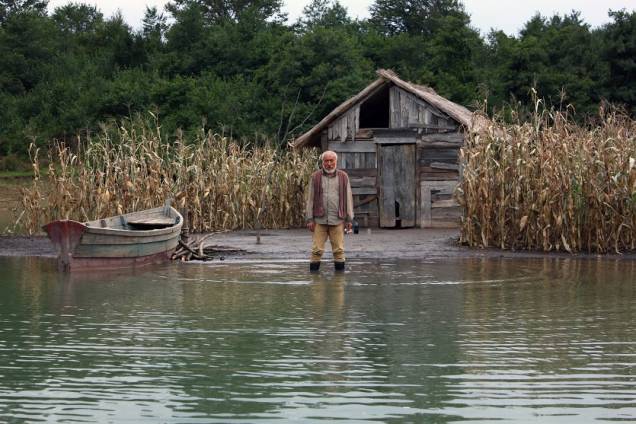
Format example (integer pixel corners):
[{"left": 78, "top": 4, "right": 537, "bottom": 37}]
[{"left": 47, "top": 0, "right": 635, "bottom": 35}]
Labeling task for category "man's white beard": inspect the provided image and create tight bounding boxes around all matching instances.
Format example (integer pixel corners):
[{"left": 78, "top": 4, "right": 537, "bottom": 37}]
[{"left": 324, "top": 167, "right": 336, "bottom": 174}]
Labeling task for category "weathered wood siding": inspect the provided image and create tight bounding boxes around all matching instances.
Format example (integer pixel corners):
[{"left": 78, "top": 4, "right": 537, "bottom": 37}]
[
  {"left": 319, "top": 84, "right": 466, "bottom": 228},
  {"left": 417, "top": 132, "right": 461, "bottom": 181},
  {"left": 389, "top": 87, "right": 457, "bottom": 131},
  {"left": 378, "top": 143, "right": 416, "bottom": 227},
  {"left": 417, "top": 132, "right": 463, "bottom": 227},
  {"left": 326, "top": 138, "right": 379, "bottom": 227},
  {"left": 328, "top": 105, "right": 360, "bottom": 142},
  {"left": 420, "top": 180, "right": 461, "bottom": 228}
]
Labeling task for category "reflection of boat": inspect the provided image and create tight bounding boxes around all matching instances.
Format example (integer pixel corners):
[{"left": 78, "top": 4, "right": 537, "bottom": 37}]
[{"left": 43, "top": 205, "right": 183, "bottom": 271}]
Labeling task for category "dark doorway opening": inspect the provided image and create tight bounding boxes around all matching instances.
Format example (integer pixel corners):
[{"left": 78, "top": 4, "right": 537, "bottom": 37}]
[
  {"left": 359, "top": 84, "right": 390, "bottom": 128},
  {"left": 395, "top": 201, "right": 401, "bottom": 228}
]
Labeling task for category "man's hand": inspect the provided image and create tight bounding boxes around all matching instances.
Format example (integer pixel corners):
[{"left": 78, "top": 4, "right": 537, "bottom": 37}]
[
  {"left": 307, "top": 221, "right": 315, "bottom": 232},
  {"left": 345, "top": 222, "right": 352, "bottom": 233}
]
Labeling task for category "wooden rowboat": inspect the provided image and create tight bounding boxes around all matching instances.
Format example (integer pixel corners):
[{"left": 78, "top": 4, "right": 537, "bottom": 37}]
[{"left": 43, "top": 205, "right": 183, "bottom": 271}]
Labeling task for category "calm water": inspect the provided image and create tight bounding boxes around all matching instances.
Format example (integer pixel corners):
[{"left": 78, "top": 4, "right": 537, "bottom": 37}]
[{"left": 0, "top": 256, "right": 634, "bottom": 423}]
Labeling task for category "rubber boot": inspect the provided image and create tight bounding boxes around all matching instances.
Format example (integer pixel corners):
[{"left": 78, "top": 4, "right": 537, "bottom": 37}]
[
  {"left": 334, "top": 261, "right": 345, "bottom": 272},
  {"left": 310, "top": 262, "right": 320, "bottom": 272}
]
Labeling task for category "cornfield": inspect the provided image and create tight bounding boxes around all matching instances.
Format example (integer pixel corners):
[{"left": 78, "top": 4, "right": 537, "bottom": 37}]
[
  {"left": 458, "top": 105, "right": 636, "bottom": 253},
  {"left": 19, "top": 121, "right": 318, "bottom": 234}
]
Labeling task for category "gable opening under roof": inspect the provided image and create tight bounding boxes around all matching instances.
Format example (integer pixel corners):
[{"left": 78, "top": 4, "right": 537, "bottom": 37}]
[{"left": 359, "top": 83, "right": 390, "bottom": 129}]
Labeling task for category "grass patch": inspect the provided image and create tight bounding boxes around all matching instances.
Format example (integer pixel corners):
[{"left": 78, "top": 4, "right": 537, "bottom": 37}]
[
  {"left": 0, "top": 170, "right": 35, "bottom": 178},
  {"left": 0, "top": 167, "right": 50, "bottom": 179}
]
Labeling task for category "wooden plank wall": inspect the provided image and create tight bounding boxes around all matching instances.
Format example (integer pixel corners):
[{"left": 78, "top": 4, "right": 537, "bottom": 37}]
[
  {"left": 322, "top": 129, "right": 463, "bottom": 228},
  {"left": 322, "top": 85, "right": 466, "bottom": 228},
  {"left": 378, "top": 143, "right": 416, "bottom": 227},
  {"left": 420, "top": 180, "right": 461, "bottom": 228},
  {"left": 326, "top": 139, "right": 379, "bottom": 227},
  {"left": 328, "top": 105, "right": 360, "bottom": 142},
  {"left": 389, "top": 87, "right": 455, "bottom": 130},
  {"left": 417, "top": 132, "right": 461, "bottom": 181},
  {"left": 349, "top": 168, "right": 379, "bottom": 228},
  {"left": 417, "top": 132, "right": 463, "bottom": 227}
]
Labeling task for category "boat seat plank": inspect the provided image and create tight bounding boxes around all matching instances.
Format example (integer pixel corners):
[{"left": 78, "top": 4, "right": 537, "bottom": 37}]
[{"left": 127, "top": 217, "right": 175, "bottom": 226}]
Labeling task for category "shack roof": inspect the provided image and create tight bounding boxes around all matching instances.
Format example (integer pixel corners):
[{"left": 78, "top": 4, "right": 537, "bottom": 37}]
[{"left": 292, "top": 69, "right": 482, "bottom": 149}]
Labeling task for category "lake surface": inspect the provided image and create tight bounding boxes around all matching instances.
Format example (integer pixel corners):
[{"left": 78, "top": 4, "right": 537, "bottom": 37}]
[{"left": 0, "top": 256, "right": 634, "bottom": 423}]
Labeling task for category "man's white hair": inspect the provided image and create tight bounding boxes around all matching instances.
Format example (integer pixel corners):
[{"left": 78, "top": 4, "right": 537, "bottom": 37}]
[{"left": 320, "top": 150, "right": 338, "bottom": 161}]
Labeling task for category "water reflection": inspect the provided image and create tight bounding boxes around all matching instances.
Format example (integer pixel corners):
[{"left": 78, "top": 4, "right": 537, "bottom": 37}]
[
  {"left": 0, "top": 256, "right": 634, "bottom": 422},
  {"left": 453, "top": 258, "right": 636, "bottom": 422}
]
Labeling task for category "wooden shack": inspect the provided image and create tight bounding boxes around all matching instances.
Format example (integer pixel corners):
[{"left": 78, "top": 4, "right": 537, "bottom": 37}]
[{"left": 292, "top": 69, "right": 481, "bottom": 228}]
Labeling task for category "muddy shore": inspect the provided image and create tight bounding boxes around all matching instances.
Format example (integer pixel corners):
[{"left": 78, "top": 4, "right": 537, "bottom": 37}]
[{"left": 2, "top": 228, "right": 635, "bottom": 261}]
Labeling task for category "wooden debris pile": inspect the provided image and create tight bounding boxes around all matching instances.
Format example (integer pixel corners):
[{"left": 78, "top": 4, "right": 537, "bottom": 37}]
[{"left": 172, "top": 232, "right": 246, "bottom": 261}]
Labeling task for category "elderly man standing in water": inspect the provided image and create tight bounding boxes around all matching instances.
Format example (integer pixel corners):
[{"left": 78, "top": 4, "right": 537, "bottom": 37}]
[{"left": 305, "top": 150, "right": 354, "bottom": 272}]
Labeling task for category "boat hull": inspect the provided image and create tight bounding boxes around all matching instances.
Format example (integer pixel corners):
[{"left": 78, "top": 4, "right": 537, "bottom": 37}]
[
  {"left": 43, "top": 206, "right": 183, "bottom": 271},
  {"left": 61, "top": 250, "right": 175, "bottom": 270}
]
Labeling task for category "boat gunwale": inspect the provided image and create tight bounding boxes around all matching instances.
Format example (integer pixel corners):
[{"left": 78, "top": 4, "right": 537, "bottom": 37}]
[
  {"left": 84, "top": 224, "right": 181, "bottom": 237},
  {"left": 81, "top": 206, "right": 183, "bottom": 237}
]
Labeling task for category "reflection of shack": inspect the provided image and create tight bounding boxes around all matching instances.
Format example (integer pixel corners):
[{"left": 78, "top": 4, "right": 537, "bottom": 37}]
[{"left": 293, "top": 69, "right": 483, "bottom": 229}]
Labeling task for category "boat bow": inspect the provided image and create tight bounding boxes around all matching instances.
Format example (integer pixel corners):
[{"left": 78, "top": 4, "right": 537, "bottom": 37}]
[{"left": 42, "top": 220, "right": 87, "bottom": 271}]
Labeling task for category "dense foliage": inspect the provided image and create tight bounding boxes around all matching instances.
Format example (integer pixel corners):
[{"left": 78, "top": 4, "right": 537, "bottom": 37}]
[{"left": 0, "top": 0, "right": 634, "bottom": 160}]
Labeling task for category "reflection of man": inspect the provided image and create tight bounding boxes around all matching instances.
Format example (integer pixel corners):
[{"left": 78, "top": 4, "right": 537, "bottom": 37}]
[{"left": 305, "top": 150, "right": 354, "bottom": 272}]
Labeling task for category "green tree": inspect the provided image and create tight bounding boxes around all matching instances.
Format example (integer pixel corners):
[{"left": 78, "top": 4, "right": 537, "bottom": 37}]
[
  {"left": 0, "top": 0, "right": 47, "bottom": 24},
  {"left": 602, "top": 9, "right": 636, "bottom": 110},
  {"left": 166, "top": 0, "right": 285, "bottom": 24},
  {"left": 51, "top": 3, "right": 103, "bottom": 58},
  {"left": 163, "top": 0, "right": 290, "bottom": 78},
  {"left": 142, "top": 6, "right": 167, "bottom": 54},
  {"left": 369, "top": 0, "right": 466, "bottom": 36},
  {"left": 93, "top": 13, "right": 146, "bottom": 75},
  {"left": 262, "top": 22, "right": 373, "bottom": 141},
  {"left": 481, "top": 12, "right": 604, "bottom": 115},
  {"left": 0, "top": 11, "right": 56, "bottom": 94},
  {"left": 296, "top": 0, "right": 351, "bottom": 31},
  {"left": 162, "top": 3, "right": 206, "bottom": 75},
  {"left": 52, "top": 2, "right": 102, "bottom": 34},
  {"left": 362, "top": 0, "right": 482, "bottom": 104}
]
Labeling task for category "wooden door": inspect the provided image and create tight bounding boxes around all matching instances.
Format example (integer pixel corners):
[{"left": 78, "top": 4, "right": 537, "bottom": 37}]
[{"left": 378, "top": 143, "right": 416, "bottom": 227}]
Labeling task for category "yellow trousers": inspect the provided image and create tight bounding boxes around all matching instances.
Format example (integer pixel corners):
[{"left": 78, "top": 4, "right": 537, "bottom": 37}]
[{"left": 311, "top": 223, "right": 345, "bottom": 262}]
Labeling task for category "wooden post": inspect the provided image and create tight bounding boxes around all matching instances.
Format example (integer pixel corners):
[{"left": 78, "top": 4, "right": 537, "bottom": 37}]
[
  {"left": 420, "top": 182, "right": 432, "bottom": 228},
  {"left": 180, "top": 208, "right": 190, "bottom": 245},
  {"left": 255, "top": 164, "right": 275, "bottom": 245}
]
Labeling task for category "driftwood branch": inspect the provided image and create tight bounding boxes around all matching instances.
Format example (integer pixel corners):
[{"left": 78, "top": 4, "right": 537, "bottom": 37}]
[
  {"left": 280, "top": 82, "right": 329, "bottom": 146},
  {"left": 172, "top": 231, "right": 245, "bottom": 261}
]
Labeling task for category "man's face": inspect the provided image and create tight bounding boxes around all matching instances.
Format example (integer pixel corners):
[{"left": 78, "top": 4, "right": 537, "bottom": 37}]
[{"left": 322, "top": 154, "right": 337, "bottom": 173}]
